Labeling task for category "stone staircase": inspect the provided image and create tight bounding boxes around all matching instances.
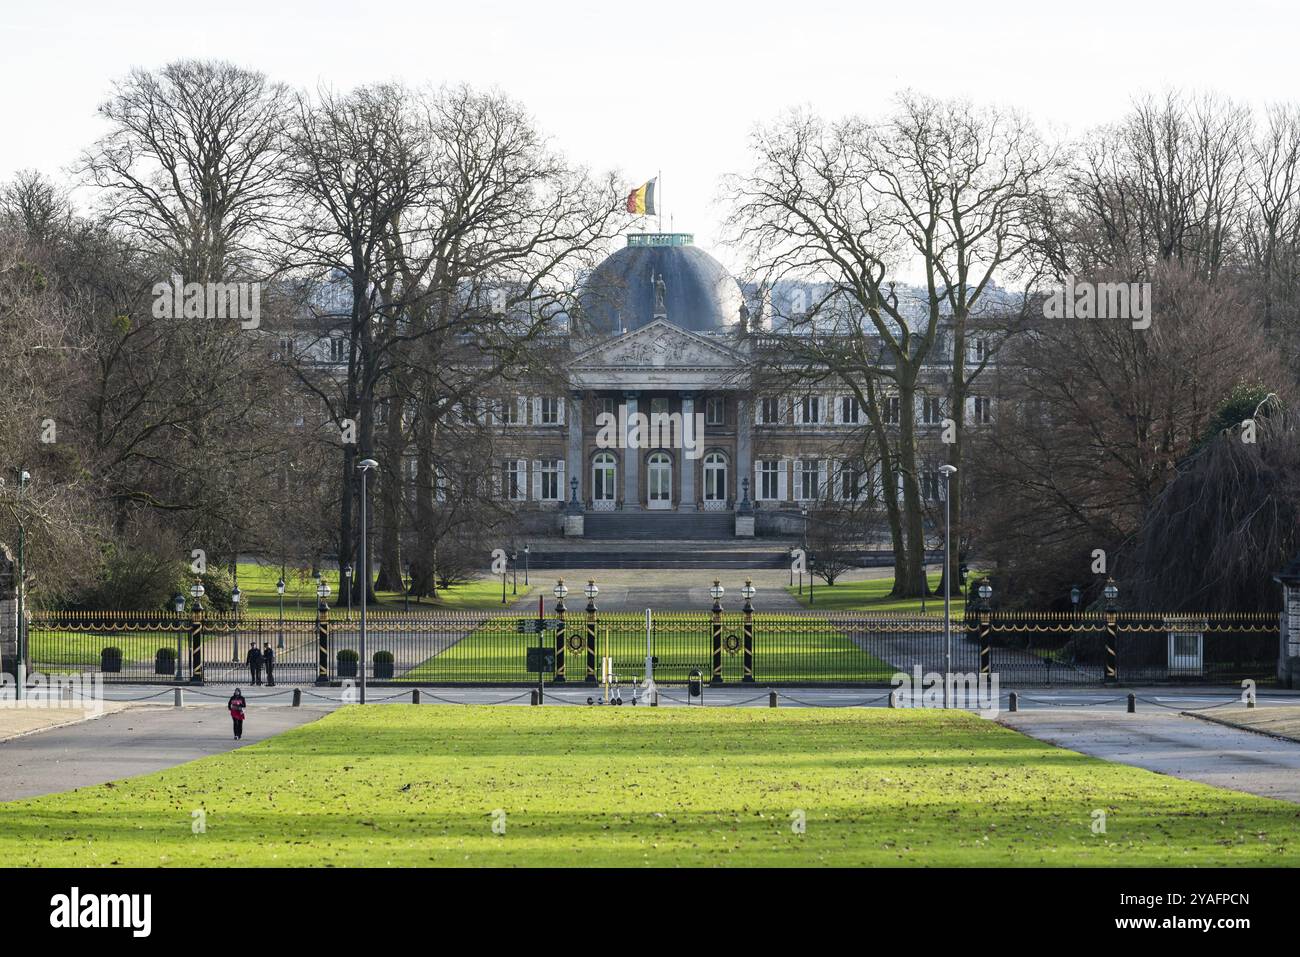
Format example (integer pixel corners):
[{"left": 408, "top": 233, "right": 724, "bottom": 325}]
[{"left": 582, "top": 510, "right": 736, "bottom": 540}]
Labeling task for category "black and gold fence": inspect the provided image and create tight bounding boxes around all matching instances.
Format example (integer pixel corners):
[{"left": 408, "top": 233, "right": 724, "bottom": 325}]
[{"left": 24, "top": 608, "right": 1280, "bottom": 686}]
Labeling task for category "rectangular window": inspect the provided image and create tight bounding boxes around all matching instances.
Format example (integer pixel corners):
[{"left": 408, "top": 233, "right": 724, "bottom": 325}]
[
  {"left": 539, "top": 397, "right": 561, "bottom": 425},
  {"left": 759, "top": 397, "right": 780, "bottom": 424},
  {"left": 800, "top": 395, "right": 822, "bottom": 425},
  {"left": 922, "top": 470, "right": 941, "bottom": 501},
  {"left": 973, "top": 396, "right": 993, "bottom": 424},
  {"left": 596, "top": 397, "right": 617, "bottom": 423},
  {"left": 840, "top": 464, "right": 864, "bottom": 501},
  {"left": 329, "top": 336, "right": 347, "bottom": 363},
  {"left": 539, "top": 460, "right": 561, "bottom": 500},
  {"left": 503, "top": 398, "right": 519, "bottom": 426},
  {"left": 922, "top": 396, "right": 944, "bottom": 425},
  {"left": 503, "top": 460, "right": 527, "bottom": 501},
  {"left": 970, "top": 337, "right": 989, "bottom": 364},
  {"left": 797, "top": 459, "right": 821, "bottom": 500},
  {"left": 840, "top": 395, "right": 861, "bottom": 425},
  {"left": 705, "top": 397, "right": 725, "bottom": 426},
  {"left": 883, "top": 396, "right": 901, "bottom": 426},
  {"left": 759, "top": 460, "right": 780, "bottom": 501}
]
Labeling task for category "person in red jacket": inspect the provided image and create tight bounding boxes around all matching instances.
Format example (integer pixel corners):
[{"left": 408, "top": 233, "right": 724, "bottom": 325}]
[{"left": 228, "top": 688, "right": 247, "bottom": 740}]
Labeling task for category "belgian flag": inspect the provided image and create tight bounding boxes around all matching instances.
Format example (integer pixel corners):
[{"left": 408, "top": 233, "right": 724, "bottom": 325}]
[{"left": 626, "top": 178, "right": 657, "bottom": 215}]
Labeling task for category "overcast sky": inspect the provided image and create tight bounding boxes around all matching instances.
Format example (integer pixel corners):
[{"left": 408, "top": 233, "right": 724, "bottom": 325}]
[{"left": 2, "top": 0, "right": 1296, "bottom": 272}]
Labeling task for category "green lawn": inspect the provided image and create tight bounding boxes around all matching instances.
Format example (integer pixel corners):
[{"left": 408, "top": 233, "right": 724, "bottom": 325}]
[
  {"left": 3, "top": 706, "right": 1297, "bottom": 866},
  {"left": 789, "top": 572, "right": 959, "bottom": 613},
  {"left": 235, "top": 562, "right": 531, "bottom": 615},
  {"left": 402, "top": 613, "right": 896, "bottom": 684}
]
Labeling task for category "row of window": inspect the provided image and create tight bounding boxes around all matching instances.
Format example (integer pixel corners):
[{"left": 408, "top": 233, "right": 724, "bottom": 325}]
[
  {"left": 754, "top": 459, "right": 955, "bottom": 503},
  {"left": 756, "top": 395, "right": 993, "bottom": 426}
]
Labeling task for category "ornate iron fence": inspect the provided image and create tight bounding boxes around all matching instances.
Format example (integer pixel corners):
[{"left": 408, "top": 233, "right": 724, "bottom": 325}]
[{"left": 23, "top": 608, "right": 1280, "bottom": 687}]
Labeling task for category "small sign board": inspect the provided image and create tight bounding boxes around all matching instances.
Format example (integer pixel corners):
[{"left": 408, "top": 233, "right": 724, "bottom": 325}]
[
  {"left": 526, "top": 647, "right": 556, "bottom": 673},
  {"left": 517, "top": 618, "right": 561, "bottom": 633}
]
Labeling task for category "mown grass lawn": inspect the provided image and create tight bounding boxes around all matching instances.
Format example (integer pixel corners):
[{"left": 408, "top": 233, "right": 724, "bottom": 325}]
[
  {"left": 403, "top": 613, "right": 896, "bottom": 684},
  {"left": 788, "top": 572, "right": 956, "bottom": 612},
  {"left": 235, "top": 563, "right": 531, "bottom": 615},
  {"left": 3, "top": 706, "right": 1297, "bottom": 867}
]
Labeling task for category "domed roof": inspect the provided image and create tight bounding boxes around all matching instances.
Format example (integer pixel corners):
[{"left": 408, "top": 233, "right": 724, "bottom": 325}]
[{"left": 579, "top": 234, "right": 744, "bottom": 334}]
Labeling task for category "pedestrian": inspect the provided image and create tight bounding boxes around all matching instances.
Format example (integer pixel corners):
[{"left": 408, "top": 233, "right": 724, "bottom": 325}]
[
  {"left": 262, "top": 642, "right": 275, "bottom": 687},
  {"left": 246, "top": 641, "right": 263, "bottom": 685},
  {"left": 228, "top": 688, "right": 247, "bottom": 740}
]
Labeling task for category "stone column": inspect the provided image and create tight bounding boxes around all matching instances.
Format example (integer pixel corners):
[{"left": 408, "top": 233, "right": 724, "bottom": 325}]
[
  {"left": 566, "top": 391, "right": 583, "bottom": 503},
  {"left": 623, "top": 392, "right": 640, "bottom": 509},
  {"left": 1274, "top": 552, "right": 1300, "bottom": 686},
  {"left": 564, "top": 391, "right": 585, "bottom": 536},
  {"left": 680, "top": 393, "right": 696, "bottom": 510},
  {"left": 736, "top": 395, "right": 753, "bottom": 501}
]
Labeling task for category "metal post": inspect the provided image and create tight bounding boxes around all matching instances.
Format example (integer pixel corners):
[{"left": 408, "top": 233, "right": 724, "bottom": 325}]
[
  {"left": 190, "top": 606, "right": 204, "bottom": 684},
  {"left": 175, "top": 610, "right": 184, "bottom": 681},
  {"left": 1105, "top": 609, "right": 1119, "bottom": 683},
  {"left": 554, "top": 586, "right": 566, "bottom": 683},
  {"left": 316, "top": 599, "right": 329, "bottom": 685},
  {"left": 15, "top": 475, "right": 24, "bottom": 701},
  {"left": 742, "top": 579, "right": 754, "bottom": 683},
  {"left": 940, "top": 465, "right": 956, "bottom": 708},
  {"left": 359, "top": 469, "right": 369, "bottom": 705},
  {"left": 585, "top": 582, "right": 597, "bottom": 684},
  {"left": 711, "top": 579, "right": 723, "bottom": 686},
  {"left": 524, "top": 544, "right": 529, "bottom": 586},
  {"left": 645, "top": 607, "right": 654, "bottom": 688},
  {"left": 979, "top": 604, "right": 991, "bottom": 677}
]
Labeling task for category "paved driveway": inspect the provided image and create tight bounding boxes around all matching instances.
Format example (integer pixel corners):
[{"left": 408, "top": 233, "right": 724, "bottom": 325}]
[
  {"left": 0, "top": 705, "right": 330, "bottom": 801},
  {"left": 1000, "top": 709, "right": 1300, "bottom": 803}
]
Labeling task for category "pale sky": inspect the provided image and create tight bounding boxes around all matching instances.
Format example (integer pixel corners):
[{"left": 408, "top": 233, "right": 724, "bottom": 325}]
[{"left": 2, "top": 0, "right": 1296, "bottom": 273}]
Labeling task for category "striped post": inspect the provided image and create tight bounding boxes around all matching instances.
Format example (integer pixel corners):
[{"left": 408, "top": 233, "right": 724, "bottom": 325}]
[
  {"left": 1105, "top": 609, "right": 1118, "bottom": 683},
  {"left": 711, "top": 579, "right": 724, "bottom": 685},
  {"left": 189, "top": 609, "right": 203, "bottom": 684},
  {"left": 585, "top": 581, "right": 597, "bottom": 684},
  {"left": 742, "top": 578, "right": 755, "bottom": 683},
  {"left": 316, "top": 601, "right": 330, "bottom": 685},
  {"left": 979, "top": 607, "right": 992, "bottom": 677},
  {"left": 554, "top": 589, "right": 566, "bottom": 683}
]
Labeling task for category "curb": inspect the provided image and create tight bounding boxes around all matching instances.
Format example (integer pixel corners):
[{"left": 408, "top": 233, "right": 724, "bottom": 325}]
[{"left": 1180, "top": 710, "right": 1300, "bottom": 746}]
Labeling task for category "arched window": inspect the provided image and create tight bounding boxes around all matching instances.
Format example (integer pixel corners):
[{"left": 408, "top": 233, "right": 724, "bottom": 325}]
[
  {"left": 703, "top": 451, "right": 728, "bottom": 502},
  {"left": 592, "top": 452, "right": 617, "bottom": 503},
  {"left": 647, "top": 452, "right": 672, "bottom": 509}
]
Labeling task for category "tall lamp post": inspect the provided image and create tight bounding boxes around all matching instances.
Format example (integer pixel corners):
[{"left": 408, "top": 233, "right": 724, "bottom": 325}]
[
  {"left": 523, "top": 544, "right": 529, "bottom": 587},
  {"left": 343, "top": 564, "right": 353, "bottom": 618},
  {"left": 276, "top": 577, "right": 286, "bottom": 649},
  {"left": 403, "top": 562, "right": 412, "bottom": 611},
  {"left": 13, "top": 468, "right": 29, "bottom": 701},
  {"left": 938, "top": 464, "right": 957, "bottom": 708},
  {"left": 510, "top": 550, "right": 518, "bottom": 596},
  {"left": 172, "top": 592, "right": 186, "bottom": 680},
  {"left": 230, "top": 585, "right": 242, "bottom": 661},
  {"left": 357, "top": 458, "right": 379, "bottom": 705}
]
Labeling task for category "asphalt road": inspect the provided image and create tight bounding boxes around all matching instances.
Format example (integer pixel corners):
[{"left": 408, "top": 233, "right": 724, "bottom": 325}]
[{"left": 0, "top": 705, "right": 331, "bottom": 802}]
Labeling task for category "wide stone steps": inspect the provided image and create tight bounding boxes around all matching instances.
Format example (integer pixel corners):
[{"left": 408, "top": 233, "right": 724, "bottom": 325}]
[{"left": 582, "top": 510, "right": 736, "bottom": 540}]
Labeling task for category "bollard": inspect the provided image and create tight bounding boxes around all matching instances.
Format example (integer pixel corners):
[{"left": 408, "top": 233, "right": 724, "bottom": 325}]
[
  {"left": 888, "top": 688, "right": 897, "bottom": 709},
  {"left": 530, "top": 689, "right": 539, "bottom": 706},
  {"left": 769, "top": 690, "right": 777, "bottom": 708},
  {"left": 173, "top": 688, "right": 183, "bottom": 708},
  {"left": 1127, "top": 693, "right": 1136, "bottom": 714},
  {"left": 292, "top": 687, "right": 301, "bottom": 708},
  {"left": 411, "top": 689, "right": 420, "bottom": 705},
  {"left": 1008, "top": 691, "right": 1018, "bottom": 713}
]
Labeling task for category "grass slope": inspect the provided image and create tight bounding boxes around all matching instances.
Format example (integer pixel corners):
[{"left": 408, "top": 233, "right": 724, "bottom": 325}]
[
  {"left": 236, "top": 563, "right": 528, "bottom": 614},
  {"left": 788, "top": 572, "right": 953, "bottom": 612},
  {"left": 3, "top": 707, "right": 1297, "bottom": 867}
]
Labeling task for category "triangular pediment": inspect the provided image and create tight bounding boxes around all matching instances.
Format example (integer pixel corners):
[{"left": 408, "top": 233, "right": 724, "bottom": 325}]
[{"left": 569, "top": 318, "right": 746, "bottom": 371}]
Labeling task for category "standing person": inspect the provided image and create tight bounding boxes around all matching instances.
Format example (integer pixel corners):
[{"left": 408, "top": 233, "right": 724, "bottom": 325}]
[
  {"left": 228, "top": 688, "right": 247, "bottom": 740},
  {"left": 246, "top": 642, "right": 263, "bottom": 686},
  {"left": 262, "top": 642, "right": 275, "bottom": 687}
]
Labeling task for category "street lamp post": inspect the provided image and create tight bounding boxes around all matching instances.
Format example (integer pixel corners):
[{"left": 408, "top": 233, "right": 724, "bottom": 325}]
[
  {"left": 172, "top": 592, "right": 186, "bottom": 680},
  {"left": 511, "top": 551, "right": 517, "bottom": 596},
  {"left": 189, "top": 581, "right": 204, "bottom": 684},
  {"left": 403, "top": 561, "right": 411, "bottom": 612},
  {"left": 523, "top": 544, "right": 529, "bottom": 587},
  {"left": 230, "top": 585, "right": 242, "bottom": 661},
  {"left": 13, "top": 468, "right": 28, "bottom": 701},
  {"left": 357, "top": 458, "right": 379, "bottom": 705},
  {"left": 276, "top": 577, "right": 285, "bottom": 649},
  {"left": 343, "top": 564, "right": 353, "bottom": 618},
  {"left": 1070, "top": 585, "right": 1081, "bottom": 617},
  {"left": 938, "top": 464, "right": 957, "bottom": 708}
]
